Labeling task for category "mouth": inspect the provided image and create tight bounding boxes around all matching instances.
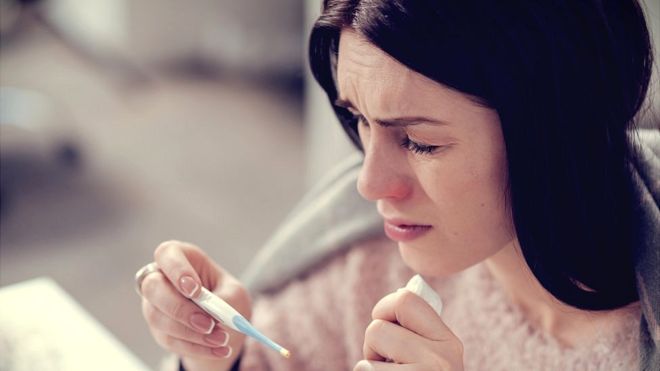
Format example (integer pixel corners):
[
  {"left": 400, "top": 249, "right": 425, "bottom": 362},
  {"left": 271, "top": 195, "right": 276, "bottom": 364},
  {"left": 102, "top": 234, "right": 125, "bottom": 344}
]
[{"left": 383, "top": 219, "right": 432, "bottom": 242}]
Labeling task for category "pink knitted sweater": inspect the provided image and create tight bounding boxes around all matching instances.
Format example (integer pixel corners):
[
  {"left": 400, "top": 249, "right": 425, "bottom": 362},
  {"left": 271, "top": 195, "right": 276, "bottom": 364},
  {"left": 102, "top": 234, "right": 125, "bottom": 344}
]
[{"left": 239, "top": 236, "right": 640, "bottom": 371}]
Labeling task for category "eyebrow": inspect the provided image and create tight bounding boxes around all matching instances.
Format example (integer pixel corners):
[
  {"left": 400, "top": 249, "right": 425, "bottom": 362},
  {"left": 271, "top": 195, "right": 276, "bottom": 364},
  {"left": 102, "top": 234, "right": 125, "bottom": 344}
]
[{"left": 334, "top": 98, "right": 449, "bottom": 127}]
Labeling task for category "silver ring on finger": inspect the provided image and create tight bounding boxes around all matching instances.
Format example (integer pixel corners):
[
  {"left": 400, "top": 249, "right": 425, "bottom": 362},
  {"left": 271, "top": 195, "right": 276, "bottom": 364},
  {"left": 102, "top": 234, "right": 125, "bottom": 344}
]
[{"left": 135, "top": 262, "right": 161, "bottom": 296}]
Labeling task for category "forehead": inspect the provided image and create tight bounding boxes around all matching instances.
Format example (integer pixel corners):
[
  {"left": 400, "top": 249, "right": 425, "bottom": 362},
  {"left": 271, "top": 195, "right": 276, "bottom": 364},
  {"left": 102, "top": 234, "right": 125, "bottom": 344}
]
[
  {"left": 336, "top": 29, "right": 470, "bottom": 116},
  {"left": 337, "top": 30, "right": 403, "bottom": 81},
  {"left": 336, "top": 29, "right": 436, "bottom": 97}
]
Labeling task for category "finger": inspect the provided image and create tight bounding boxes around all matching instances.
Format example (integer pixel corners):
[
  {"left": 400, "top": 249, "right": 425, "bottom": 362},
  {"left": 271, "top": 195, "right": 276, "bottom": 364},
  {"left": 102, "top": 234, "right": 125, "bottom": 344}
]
[
  {"left": 142, "top": 299, "right": 230, "bottom": 348},
  {"left": 153, "top": 240, "right": 248, "bottom": 310},
  {"left": 154, "top": 240, "right": 211, "bottom": 299},
  {"left": 152, "top": 330, "right": 233, "bottom": 360},
  {"left": 354, "top": 360, "right": 425, "bottom": 371},
  {"left": 363, "top": 319, "right": 428, "bottom": 364},
  {"left": 372, "top": 290, "right": 454, "bottom": 341},
  {"left": 140, "top": 270, "right": 217, "bottom": 334}
]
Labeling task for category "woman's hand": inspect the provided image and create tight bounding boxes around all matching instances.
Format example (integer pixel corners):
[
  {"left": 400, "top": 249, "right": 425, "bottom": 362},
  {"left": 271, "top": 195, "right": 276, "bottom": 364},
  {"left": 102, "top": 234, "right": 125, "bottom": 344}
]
[
  {"left": 354, "top": 289, "right": 464, "bottom": 371},
  {"left": 140, "top": 240, "right": 252, "bottom": 371}
]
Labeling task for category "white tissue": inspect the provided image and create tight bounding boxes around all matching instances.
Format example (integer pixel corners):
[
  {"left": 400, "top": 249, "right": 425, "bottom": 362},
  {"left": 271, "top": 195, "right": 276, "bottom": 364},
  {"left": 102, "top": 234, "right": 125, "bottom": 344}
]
[{"left": 404, "top": 274, "right": 443, "bottom": 316}]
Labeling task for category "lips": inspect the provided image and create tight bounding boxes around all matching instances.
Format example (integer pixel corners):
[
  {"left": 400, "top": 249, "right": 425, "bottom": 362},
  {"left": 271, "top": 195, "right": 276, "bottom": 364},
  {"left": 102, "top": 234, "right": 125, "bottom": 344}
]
[{"left": 383, "top": 218, "right": 432, "bottom": 242}]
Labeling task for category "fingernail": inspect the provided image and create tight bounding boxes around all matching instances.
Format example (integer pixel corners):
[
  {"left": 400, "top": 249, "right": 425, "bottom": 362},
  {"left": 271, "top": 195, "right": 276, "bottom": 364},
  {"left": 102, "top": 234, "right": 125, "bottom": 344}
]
[
  {"left": 212, "top": 346, "right": 233, "bottom": 358},
  {"left": 205, "top": 330, "right": 229, "bottom": 346},
  {"left": 179, "top": 276, "right": 199, "bottom": 298},
  {"left": 190, "top": 313, "right": 215, "bottom": 334},
  {"left": 355, "top": 360, "right": 375, "bottom": 371}
]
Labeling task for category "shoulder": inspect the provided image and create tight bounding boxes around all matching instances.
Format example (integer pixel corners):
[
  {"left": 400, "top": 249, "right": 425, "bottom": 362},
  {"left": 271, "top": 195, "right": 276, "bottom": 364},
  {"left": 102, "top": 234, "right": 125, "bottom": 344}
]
[
  {"left": 630, "top": 128, "right": 659, "bottom": 198},
  {"left": 629, "top": 128, "right": 660, "bottom": 371}
]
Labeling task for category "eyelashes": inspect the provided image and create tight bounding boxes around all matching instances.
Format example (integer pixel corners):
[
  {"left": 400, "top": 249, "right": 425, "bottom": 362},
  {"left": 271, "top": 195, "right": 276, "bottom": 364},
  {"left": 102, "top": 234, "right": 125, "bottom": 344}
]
[
  {"left": 353, "top": 114, "right": 441, "bottom": 156},
  {"left": 399, "top": 137, "right": 440, "bottom": 155}
]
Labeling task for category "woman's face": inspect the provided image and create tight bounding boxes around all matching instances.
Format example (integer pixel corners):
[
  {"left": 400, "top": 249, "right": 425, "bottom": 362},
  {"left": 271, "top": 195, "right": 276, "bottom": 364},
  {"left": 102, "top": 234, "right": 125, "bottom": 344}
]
[{"left": 336, "top": 29, "right": 516, "bottom": 276}]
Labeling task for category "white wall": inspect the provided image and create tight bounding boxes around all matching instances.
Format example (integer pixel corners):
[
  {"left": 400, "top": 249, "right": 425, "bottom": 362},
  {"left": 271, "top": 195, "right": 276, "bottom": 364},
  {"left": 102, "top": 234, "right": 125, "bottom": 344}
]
[{"left": 44, "top": 0, "right": 304, "bottom": 77}]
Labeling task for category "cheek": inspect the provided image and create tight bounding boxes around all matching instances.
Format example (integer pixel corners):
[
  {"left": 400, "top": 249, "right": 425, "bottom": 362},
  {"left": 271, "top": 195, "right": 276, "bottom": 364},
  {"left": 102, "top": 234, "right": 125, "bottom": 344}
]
[
  {"left": 406, "top": 163, "right": 512, "bottom": 276},
  {"left": 416, "top": 150, "right": 512, "bottom": 240}
]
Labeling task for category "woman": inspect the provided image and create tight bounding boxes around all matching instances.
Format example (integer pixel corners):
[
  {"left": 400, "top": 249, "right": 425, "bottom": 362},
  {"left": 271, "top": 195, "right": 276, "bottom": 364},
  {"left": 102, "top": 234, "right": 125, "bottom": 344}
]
[{"left": 138, "top": 0, "right": 658, "bottom": 370}]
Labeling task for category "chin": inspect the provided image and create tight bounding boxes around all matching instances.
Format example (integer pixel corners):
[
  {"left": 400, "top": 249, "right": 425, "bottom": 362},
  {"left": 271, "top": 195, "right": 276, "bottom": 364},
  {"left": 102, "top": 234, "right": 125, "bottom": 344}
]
[{"left": 397, "top": 242, "right": 465, "bottom": 278}]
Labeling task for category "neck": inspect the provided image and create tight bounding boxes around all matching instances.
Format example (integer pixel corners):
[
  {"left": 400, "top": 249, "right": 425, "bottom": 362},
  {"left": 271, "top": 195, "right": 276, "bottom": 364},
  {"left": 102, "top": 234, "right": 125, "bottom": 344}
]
[{"left": 484, "top": 240, "right": 631, "bottom": 347}]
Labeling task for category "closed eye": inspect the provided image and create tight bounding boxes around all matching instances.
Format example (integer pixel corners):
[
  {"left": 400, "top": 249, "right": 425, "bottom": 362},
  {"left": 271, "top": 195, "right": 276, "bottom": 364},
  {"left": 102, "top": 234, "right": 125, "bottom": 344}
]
[
  {"left": 400, "top": 137, "right": 439, "bottom": 155},
  {"left": 355, "top": 113, "right": 445, "bottom": 156}
]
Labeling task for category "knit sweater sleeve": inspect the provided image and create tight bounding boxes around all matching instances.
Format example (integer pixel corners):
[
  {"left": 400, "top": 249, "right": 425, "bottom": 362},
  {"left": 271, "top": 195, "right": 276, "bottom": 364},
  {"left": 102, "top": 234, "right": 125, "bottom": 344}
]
[{"left": 239, "top": 235, "right": 411, "bottom": 371}]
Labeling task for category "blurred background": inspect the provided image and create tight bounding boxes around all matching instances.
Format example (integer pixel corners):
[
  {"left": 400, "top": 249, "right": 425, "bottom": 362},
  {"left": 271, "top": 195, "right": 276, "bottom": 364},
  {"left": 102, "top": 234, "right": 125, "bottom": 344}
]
[
  {"left": 0, "top": 0, "right": 658, "bottom": 370},
  {"left": 0, "top": 0, "right": 357, "bottom": 369}
]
